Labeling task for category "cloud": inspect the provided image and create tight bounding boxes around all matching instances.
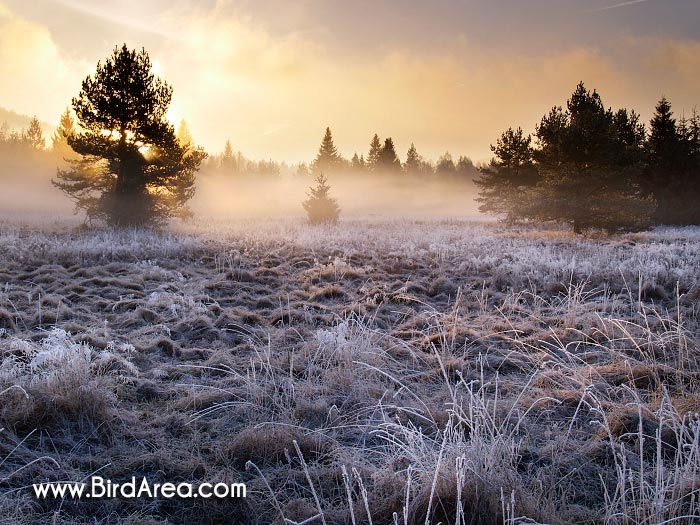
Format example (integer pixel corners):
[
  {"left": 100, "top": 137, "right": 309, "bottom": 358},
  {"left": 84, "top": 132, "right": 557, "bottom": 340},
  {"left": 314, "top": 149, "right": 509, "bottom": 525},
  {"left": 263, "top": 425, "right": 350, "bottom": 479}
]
[
  {"left": 1, "top": 1, "right": 699, "bottom": 163},
  {"left": 0, "top": 3, "right": 85, "bottom": 124},
  {"left": 141, "top": 3, "right": 700, "bottom": 162},
  {"left": 48, "top": 0, "right": 181, "bottom": 40}
]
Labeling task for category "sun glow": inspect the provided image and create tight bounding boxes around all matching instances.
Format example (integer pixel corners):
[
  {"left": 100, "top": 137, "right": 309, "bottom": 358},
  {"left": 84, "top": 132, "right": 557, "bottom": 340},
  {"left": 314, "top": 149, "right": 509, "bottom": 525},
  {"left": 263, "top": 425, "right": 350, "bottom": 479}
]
[{"left": 150, "top": 59, "right": 163, "bottom": 76}]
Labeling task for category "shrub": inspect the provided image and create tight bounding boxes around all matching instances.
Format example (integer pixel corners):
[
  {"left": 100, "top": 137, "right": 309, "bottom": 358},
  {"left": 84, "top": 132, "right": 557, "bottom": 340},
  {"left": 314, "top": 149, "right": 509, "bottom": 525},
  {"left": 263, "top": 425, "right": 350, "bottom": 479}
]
[{"left": 302, "top": 173, "right": 340, "bottom": 224}]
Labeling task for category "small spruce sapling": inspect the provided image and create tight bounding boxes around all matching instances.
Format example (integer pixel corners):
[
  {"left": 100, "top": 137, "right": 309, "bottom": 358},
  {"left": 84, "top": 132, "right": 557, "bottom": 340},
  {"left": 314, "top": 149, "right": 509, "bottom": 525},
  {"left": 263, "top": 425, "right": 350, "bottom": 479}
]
[{"left": 302, "top": 173, "right": 340, "bottom": 224}]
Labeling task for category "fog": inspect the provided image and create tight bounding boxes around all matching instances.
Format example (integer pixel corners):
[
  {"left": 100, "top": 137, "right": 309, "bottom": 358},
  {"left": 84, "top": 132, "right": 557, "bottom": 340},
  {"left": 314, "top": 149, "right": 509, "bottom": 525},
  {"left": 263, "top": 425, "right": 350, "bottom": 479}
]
[
  {"left": 0, "top": 148, "right": 74, "bottom": 219},
  {"left": 0, "top": 150, "right": 481, "bottom": 223},
  {"left": 191, "top": 169, "right": 480, "bottom": 220}
]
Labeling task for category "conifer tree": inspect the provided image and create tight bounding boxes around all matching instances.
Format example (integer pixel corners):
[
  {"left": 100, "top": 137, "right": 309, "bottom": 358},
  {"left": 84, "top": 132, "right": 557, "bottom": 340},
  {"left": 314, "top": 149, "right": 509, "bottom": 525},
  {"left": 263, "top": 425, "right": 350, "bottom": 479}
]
[
  {"left": 404, "top": 142, "right": 422, "bottom": 175},
  {"left": 367, "top": 133, "right": 382, "bottom": 171},
  {"left": 456, "top": 156, "right": 477, "bottom": 179},
  {"left": 641, "top": 97, "right": 697, "bottom": 223},
  {"left": 377, "top": 137, "right": 401, "bottom": 173},
  {"left": 51, "top": 108, "right": 77, "bottom": 159},
  {"left": 26, "top": 116, "right": 45, "bottom": 150},
  {"left": 436, "top": 151, "right": 456, "bottom": 175},
  {"left": 53, "top": 44, "right": 206, "bottom": 226},
  {"left": 296, "top": 162, "right": 310, "bottom": 177},
  {"left": 351, "top": 152, "right": 365, "bottom": 172},
  {"left": 311, "top": 127, "right": 343, "bottom": 175},
  {"left": 176, "top": 119, "right": 193, "bottom": 151},
  {"left": 534, "top": 82, "right": 650, "bottom": 232},
  {"left": 302, "top": 173, "right": 340, "bottom": 224},
  {"left": 475, "top": 127, "right": 539, "bottom": 221},
  {"left": 222, "top": 139, "right": 235, "bottom": 171}
]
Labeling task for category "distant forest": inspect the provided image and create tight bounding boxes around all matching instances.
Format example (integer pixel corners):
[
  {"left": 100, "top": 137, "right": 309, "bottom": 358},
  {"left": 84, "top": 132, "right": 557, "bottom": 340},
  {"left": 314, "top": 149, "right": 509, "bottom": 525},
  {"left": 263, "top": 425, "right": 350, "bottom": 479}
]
[
  {"left": 210, "top": 128, "right": 480, "bottom": 181},
  {"left": 1, "top": 80, "right": 698, "bottom": 232},
  {"left": 0, "top": 111, "right": 480, "bottom": 181},
  {"left": 475, "top": 83, "right": 700, "bottom": 232}
]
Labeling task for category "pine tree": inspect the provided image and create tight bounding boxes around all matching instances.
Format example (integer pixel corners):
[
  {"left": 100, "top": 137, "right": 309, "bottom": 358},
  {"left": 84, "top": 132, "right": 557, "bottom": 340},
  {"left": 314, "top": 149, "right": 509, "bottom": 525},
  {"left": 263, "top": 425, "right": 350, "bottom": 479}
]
[
  {"left": 51, "top": 108, "right": 77, "bottom": 160},
  {"left": 176, "top": 119, "right": 193, "bottom": 151},
  {"left": 351, "top": 152, "right": 365, "bottom": 172},
  {"left": 222, "top": 139, "right": 235, "bottom": 171},
  {"left": 53, "top": 44, "right": 206, "bottom": 226},
  {"left": 377, "top": 137, "right": 401, "bottom": 173},
  {"left": 534, "top": 82, "right": 650, "bottom": 233},
  {"left": 404, "top": 143, "right": 422, "bottom": 175},
  {"left": 367, "top": 133, "right": 382, "bottom": 171},
  {"left": 311, "top": 127, "right": 343, "bottom": 176},
  {"left": 436, "top": 151, "right": 456, "bottom": 175},
  {"left": 296, "top": 162, "right": 310, "bottom": 178},
  {"left": 641, "top": 97, "right": 696, "bottom": 223},
  {"left": 456, "top": 156, "right": 477, "bottom": 179},
  {"left": 475, "top": 127, "right": 540, "bottom": 222},
  {"left": 302, "top": 173, "right": 340, "bottom": 224},
  {"left": 688, "top": 111, "right": 700, "bottom": 164},
  {"left": 26, "top": 116, "right": 45, "bottom": 150}
]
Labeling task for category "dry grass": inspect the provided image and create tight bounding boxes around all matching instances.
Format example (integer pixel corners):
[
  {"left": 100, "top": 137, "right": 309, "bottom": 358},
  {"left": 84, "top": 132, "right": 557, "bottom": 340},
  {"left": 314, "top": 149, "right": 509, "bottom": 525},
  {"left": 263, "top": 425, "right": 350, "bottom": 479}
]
[{"left": 0, "top": 217, "right": 698, "bottom": 524}]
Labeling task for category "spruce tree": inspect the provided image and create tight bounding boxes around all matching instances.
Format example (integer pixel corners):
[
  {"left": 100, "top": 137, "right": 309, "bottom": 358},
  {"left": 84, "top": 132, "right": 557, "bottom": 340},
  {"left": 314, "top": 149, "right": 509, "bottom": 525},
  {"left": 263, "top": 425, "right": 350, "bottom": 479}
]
[
  {"left": 642, "top": 97, "right": 697, "bottom": 223},
  {"left": 351, "top": 152, "right": 365, "bottom": 172},
  {"left": 53, "top": 44, "right": 206, "bottom": 226},
  {"left": 176, "top": 119, "right": 193, "bottom": 151},
  {"left": 311, "top": 127, "right": 343, "bottom": 175},
  {"left": 51, "top": 108, "right": 76, "bottom": 159},
  {"left": 296, "top": 162, "right": 310, "bottom": 178},
  {"left": 222, "top": 139, "right": 235, "bottom": 171},
  {"left": 404, "top": 142, "right": 422, "bottom": 175},
  {"left": 51, "top": 108, "right": 78, "bottom": 160},
  {"left": 377, "top": 137, "right": 401, "bottom": 173},
  {"left": 26, "top": 116, "right": 45, "bottom": 150},
  {"left": 302, "top": 173, "right": 340, "bottom": 224},
  {"left": 367, "top": 133, "right": 382, "bottom": 171}
]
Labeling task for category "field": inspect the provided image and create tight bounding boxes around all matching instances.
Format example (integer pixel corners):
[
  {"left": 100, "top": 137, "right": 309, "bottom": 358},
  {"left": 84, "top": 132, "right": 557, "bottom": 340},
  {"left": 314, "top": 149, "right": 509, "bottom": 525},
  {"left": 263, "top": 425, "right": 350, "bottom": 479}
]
[{"left": 0, "top": 217, "right": 699, "bottom": 524}]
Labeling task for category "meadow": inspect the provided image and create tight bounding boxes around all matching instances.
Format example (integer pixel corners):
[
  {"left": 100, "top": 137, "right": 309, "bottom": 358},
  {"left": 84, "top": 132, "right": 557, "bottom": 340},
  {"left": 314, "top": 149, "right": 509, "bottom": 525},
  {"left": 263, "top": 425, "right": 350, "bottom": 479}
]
[{"left": 0, "top": 217, "right": 698, "bottom": 524}]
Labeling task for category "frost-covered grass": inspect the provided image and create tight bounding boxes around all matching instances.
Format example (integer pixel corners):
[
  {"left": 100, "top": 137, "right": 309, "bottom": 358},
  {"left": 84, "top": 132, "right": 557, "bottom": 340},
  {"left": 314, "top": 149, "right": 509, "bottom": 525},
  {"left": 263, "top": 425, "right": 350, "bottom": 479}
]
[
  {"left": 0, "top": 217, "right": 699, "bottom": 524},
  {"left": 183, "top": 217, "right": 700, "bottom": 295}
]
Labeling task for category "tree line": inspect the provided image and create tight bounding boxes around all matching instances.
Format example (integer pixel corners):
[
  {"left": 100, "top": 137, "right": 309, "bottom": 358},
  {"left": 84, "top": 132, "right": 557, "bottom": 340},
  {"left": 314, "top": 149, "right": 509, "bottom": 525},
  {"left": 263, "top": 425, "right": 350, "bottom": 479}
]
[
  {"left": 3, "top": 44, "right": 698, "bottom": 231},
  {"left": 475, "top": 82, "right": 700, "bottom": 232},
  {"left": 208, "top": 127, "right": 479, "bottom": 180},
  {"left": 0, "top": 113, "right": 69, "bottom": 155},
  {"left": 303, "top": 127, "right": 479, "bottom": 179}
]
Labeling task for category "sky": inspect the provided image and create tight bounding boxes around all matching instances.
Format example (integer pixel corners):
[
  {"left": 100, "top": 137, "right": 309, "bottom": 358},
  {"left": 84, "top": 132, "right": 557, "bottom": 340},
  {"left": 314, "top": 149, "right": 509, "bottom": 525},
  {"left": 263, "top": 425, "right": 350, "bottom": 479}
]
[{"left": 0, "top": 0, "right": 699, "bottom": 163}]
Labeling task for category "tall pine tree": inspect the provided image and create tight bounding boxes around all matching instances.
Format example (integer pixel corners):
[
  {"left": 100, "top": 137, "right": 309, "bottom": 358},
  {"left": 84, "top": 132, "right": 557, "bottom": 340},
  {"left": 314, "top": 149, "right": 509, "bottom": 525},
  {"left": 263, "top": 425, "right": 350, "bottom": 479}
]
[
  {"left": 377, "top": 137, "right": 401, "bottom": 173},
  {"left": 53, "top": 44, "right": 206, "bottom": 226},
  {"left": 311, "top": 127, "right": 343, "bottom": 176},
  {"left": 367, "top": 133, "right": 382, "bottom": 172},
  {"left": 222, "top": 139, "right": 236, "bottom": 171},
  {"left": 404, "top": 143, "right": 422, "bottom": 175},
  {"left": 26, "top": 116, "right": 45, "bottom": 150}
]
